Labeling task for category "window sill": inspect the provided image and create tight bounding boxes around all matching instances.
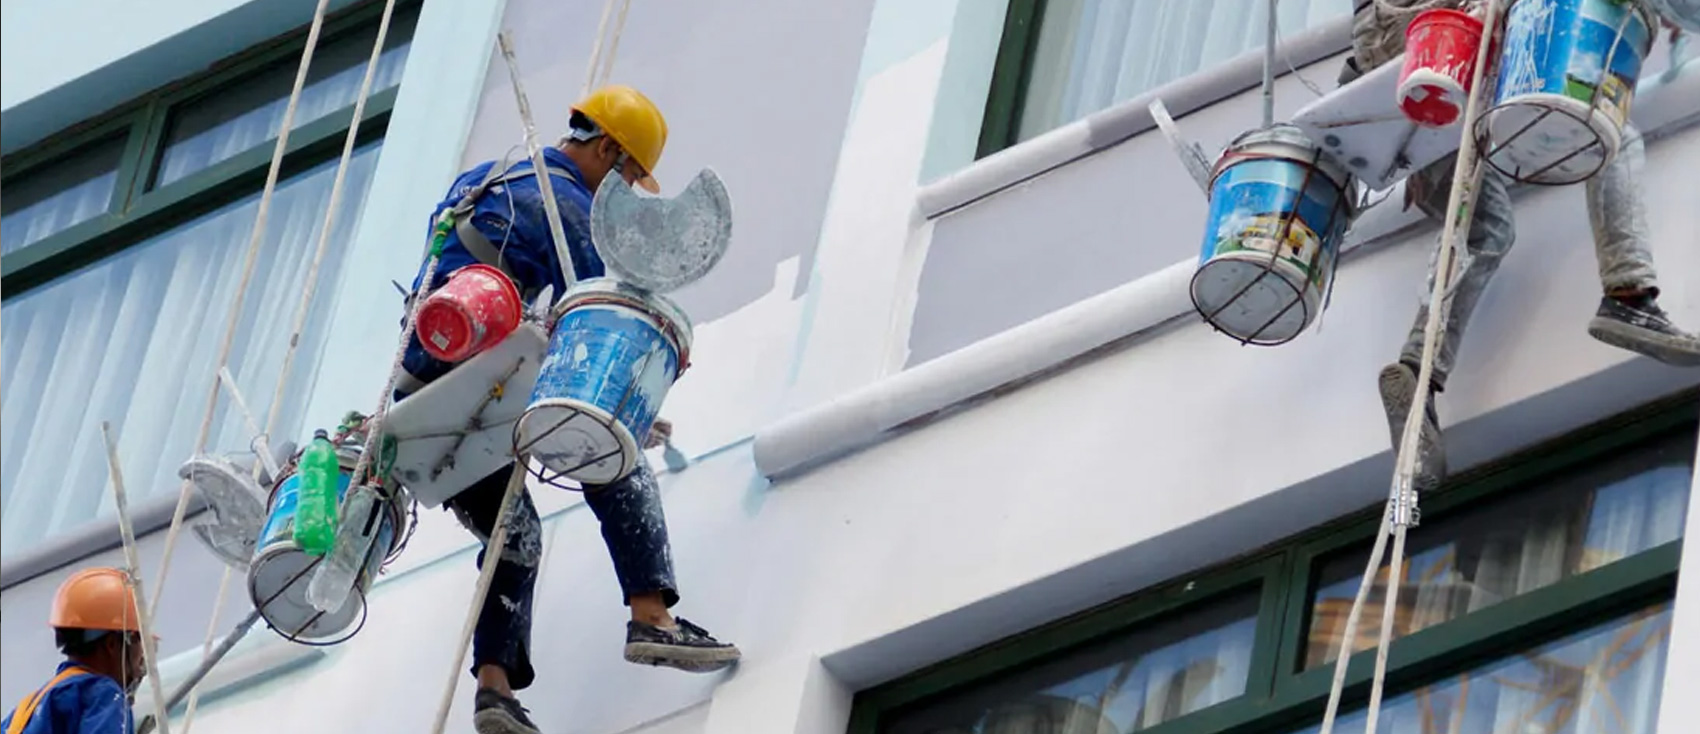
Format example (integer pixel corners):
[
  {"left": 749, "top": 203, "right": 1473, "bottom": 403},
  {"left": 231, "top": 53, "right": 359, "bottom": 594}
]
[
  {"left": 131, "top": 625, "right": 326, "bottom": 722},
  {"left": 0, "top": 492, "right": 208, "bottom": 590},
  {"left": 916, "top": 17, "right": 1352, "bottom": 220},
  {"left": 754, "top": 60, "right": 1700, "bottom": 481}
]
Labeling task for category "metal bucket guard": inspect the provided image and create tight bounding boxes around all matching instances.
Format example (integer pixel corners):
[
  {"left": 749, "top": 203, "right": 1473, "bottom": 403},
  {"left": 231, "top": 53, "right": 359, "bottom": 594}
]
[
  {"left": 180, "top": 455, "right": 271, "bottom": 570},
  {"left": 591, "top": 168, "right": 733, "bottom": 294}
]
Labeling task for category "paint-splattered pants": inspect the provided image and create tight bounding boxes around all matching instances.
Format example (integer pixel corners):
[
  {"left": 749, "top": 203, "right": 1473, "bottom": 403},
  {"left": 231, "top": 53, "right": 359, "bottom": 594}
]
[
  {"left": 1396, "top": 125, "right": 1660, "bottom": 390},
  {"left": 444, "top": 461, "right": 678, "bottom": 690}
]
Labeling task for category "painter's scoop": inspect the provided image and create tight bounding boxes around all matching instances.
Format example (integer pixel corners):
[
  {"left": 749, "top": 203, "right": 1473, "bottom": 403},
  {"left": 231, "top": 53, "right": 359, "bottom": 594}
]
[
  {"left": 179, "top": 455, "right": 268, "bottom": 570},
  {"left": 590, "top": 168, "right": 733, "bottom": 294}
]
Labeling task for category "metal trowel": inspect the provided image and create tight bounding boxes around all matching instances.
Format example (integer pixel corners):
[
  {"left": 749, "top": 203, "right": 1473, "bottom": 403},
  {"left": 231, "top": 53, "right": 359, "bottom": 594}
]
[{"left": 590, "top": 168, "right": 733, "bottom": 294}]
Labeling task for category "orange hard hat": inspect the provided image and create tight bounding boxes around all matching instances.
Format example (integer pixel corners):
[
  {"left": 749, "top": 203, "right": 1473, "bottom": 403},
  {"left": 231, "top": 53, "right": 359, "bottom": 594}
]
[{"left": 50, "top": 567, "right": 142, "bottom": 633}]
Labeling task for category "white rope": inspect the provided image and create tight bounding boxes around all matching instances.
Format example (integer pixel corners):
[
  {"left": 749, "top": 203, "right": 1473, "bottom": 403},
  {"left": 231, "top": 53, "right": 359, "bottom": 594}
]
[
  {"left": 1316, "top": 1, "right": 1501, "bottom": 730},
  {"left": 178, "top": 567, "right": 234, "bottom": 734},
  {"left": 151, "top": 0, "right": 338, "bottom": 617},
  {"left": 264, "top": 0, "right": 403, "bottom": 438},
  {"left": 498, "top": 31, "right": 579, "bottom": 290},
  {"left": 101, "top": 423, "right": 174, "bottom": 734},
  {"left": 579, "top": 0, "right": 620, "bottom": 100},
  {"left": 595, "top": 0, "right": 635, "bottom": 91}
]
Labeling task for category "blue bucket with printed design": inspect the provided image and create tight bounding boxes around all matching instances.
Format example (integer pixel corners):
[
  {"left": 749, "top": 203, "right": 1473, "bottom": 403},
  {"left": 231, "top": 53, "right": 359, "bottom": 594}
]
[
  {"left": 1479, "top": 0, "right": 1656, "bottom": 185},
  {"left": 515, "top": 278, "right": 693, "bottom": 487}
]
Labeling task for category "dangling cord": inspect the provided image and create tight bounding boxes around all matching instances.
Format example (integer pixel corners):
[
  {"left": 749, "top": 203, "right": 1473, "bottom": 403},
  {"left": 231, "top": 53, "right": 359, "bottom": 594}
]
[
  {"left": 151, "top": 0, "right": 337, "bottom": 618},
  {"left": 101, "top": 423, "right": 174, "bottom": 734},
  {"left": 177, "top": 568, "right": 234, "bottom": 734},
  {"left": 1316, "top": 1, "right": 1501, "bottom": 732}
]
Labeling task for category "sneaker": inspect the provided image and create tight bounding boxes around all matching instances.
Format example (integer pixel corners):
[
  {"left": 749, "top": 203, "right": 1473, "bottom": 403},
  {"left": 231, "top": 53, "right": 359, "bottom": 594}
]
[
  {"left": 474, "top": 688, "right": 541, "bottom": 734},
  {"left": 1588, "top": 295, "right": 1700, "bottom": 367},
  {"left": 624, "top": 617, "right": 741, "bottom": 673},
  {"left": 1378, "top": 362, "right": 1447, "bottom": 492}
]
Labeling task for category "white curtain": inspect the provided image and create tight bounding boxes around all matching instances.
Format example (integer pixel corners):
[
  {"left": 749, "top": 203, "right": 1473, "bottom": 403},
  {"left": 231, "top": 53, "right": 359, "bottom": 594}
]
[
  {"left": 1018, "top": 0, "right": 1349, "bottom": 141},
  {"left": 154, "top": 40, "right": 409, "bottom": 188},
  {"left": 0, "top": 143, "right": 384, "bottom": 559}
]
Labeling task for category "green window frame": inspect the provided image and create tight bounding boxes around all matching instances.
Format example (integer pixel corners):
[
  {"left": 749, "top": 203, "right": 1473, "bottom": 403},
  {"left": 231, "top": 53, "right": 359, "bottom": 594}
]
[
  {"left": 0, "top": 0, "right": 420, "bottom": 299},
  {"left": 849, "top": 388, "right": 1696, "bottom": 734}
]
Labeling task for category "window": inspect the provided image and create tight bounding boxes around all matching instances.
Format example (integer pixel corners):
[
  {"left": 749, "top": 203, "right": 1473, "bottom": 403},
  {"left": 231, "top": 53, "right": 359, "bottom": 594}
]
[
  {"left": 1287, "top": 602, "right": 1674, "bottom": 734},
  {"left": 883, "top": 589, "right": 1262, "bottom": 734},
  {"left": 0, "top": 132, "right": 127, "bottom": 255},
  {"left": 0, "top": 0, "right": 415, "bottom": 561},
  {"left": 850, "top": 393, "right": 1694, "bottom": 734},
  {"left": 980, "top": 0, "right": 1349, "bottom": 156}
]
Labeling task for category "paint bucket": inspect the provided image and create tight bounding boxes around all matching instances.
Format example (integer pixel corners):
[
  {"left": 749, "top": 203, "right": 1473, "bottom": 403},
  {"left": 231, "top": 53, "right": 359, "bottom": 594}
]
[
  {"left": 416, "top": 264, "right": 524, "bottom": 363},
  {"left": 514, "top": 278, "right": 692, "bottom": 486},
  {"left": 1190, "top": 124, "right": 1356, "bottom": 346},
  {"left": 1397, "top": 9, "right": 1487, "bottom": 127},
  {"left": 1640, "top": 0, "right": 1700, "bottom": 33},
  {"left": 248, "top": 447, "right": 403, "bottom": 642},
  {"left": 1478, "top": 0, "right": 1656, "bottom": 185}
]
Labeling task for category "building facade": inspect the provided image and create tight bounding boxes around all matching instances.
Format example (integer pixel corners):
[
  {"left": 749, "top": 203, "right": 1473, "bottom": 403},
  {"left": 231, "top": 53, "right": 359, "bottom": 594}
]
[{"left": 3, "top": 0, "right": 1697, "bottom": 732}]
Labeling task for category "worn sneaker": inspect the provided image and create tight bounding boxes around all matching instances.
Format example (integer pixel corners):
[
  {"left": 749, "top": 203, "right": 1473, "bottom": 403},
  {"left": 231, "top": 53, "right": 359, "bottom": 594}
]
[
  {"left": 474, "top": 688, "right": 541, "bottom": 734},
  {"left": 1588, "top": 296, "right": 1700, "bottom": 367},
  {"left": 624, "top": 617, "right": 741, "bottom": 673},
  {"left": 1378, "top": 362, "right": 1447, "bottom": 492}
]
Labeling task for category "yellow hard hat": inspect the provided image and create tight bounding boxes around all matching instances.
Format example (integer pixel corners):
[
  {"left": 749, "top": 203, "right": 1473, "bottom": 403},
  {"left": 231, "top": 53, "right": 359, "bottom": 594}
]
[
  {"left": 51, "top": 567, "right": 141, "bottom": 633},
  {"left": 572, "top": 85, "right": 668, "bottom": 193}
]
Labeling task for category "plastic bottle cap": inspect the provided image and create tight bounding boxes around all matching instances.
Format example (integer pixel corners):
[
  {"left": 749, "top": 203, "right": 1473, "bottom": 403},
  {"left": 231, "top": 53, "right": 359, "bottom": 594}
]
[{"left": 314, "top": 429, "right": 330, "bottom": 440}]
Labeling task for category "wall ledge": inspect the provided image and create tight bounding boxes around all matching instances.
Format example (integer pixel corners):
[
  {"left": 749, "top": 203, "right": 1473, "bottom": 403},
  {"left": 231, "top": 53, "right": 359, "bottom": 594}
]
[
  {"left": 756, "top": 62, "right": 1699, "bottom": 482},
  {"left": 915, "top": 17, "right": 1352, "bottom": 219}
]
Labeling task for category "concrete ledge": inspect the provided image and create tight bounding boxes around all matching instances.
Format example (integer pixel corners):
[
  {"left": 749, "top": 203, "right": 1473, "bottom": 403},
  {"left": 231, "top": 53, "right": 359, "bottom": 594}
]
[
  {"left": 915, "top": 17, "right": 1352, "bottom": 219},
  {"left": 0, "top": 494, "right": 208, "bottom": 590}
]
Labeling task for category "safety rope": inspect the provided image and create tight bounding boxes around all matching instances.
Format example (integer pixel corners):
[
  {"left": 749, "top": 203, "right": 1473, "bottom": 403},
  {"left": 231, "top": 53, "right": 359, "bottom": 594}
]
[
  {"left": 1316, "top": 1, "right": 1501, "bottom": 731},
  {"left": 100, "top": 423, "right": 174, "bottom": 734},
  {"left": 151, "top": 0, "right": 338, "bottom": 617}
]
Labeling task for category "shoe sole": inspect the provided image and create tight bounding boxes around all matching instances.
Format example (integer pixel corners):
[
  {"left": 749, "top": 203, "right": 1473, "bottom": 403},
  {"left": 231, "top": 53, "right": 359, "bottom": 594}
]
[
  {"left": 1377, "top": 363, "right": 1446, "bottom": 492},
  {"left": 474, "top": 709, "right": 541, "bottom": 734},
  {"left": 625, "top": 642, "right": 742, "bottom": 673},
  {"left": 1588, "top": 318, "right": 1700, "bottom": 367}
]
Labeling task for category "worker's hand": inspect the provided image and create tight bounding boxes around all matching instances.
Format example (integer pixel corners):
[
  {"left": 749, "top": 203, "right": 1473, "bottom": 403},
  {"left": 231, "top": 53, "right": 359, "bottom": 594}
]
[{"left": 645, "top": 418, "right": 673, "bottom": 450}]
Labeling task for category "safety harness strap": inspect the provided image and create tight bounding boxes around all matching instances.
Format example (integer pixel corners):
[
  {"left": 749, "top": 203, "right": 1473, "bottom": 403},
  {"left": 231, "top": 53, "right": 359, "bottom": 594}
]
[
  {"left": 7, "top": 667, "right": 91, "bottom": 734},
  {"left": 446, "top": 160, "right": 579, "bottom": 302}
]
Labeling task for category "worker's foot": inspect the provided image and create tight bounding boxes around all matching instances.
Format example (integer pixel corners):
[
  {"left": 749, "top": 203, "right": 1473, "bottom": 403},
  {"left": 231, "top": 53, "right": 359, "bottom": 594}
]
[
  {"left": 624, "top": 617, "right": 741, "bottom": 673},
  {"left": 1588, "top": 295, "right": 1700, "bottom": 367},
  {"left": 1378, "top": 361, "right": 1447, "bottom": 492},
  {"left": 474, "top": 688, "right": 541, "bottom": 734}
]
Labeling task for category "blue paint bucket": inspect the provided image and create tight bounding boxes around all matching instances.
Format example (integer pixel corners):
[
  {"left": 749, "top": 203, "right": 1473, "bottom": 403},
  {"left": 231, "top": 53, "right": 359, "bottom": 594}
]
[
  {"left": 248, "top": 449, "right": 401, "bottom": 641},
  {"left": 1191, "top": 125, "right": 1356, "bottom": 346},
  {"left": 1479, "top": 0, "right": 1656, "bottom": 185},
  {"left": 515, "top": 278, "right": 693, "bottom": 486}
]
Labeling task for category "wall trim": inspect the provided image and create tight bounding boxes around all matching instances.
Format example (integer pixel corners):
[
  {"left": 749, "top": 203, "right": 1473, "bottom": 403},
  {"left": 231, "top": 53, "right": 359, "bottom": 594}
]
[
  {"left": 916, "top": 16, "right": 1352, "bottom": 220},
  {"left": 755, "top": 63, "right": 1700, "bottom": 481},
  {"left": 0, "top": 494, "right": 209, "bottom": 590}
]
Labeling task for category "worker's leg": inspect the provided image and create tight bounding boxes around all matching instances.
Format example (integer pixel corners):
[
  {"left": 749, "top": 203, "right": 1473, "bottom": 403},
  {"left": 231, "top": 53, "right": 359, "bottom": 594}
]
[
  {"left": 444, "top": 466, "right": 543, "bottom": 734},
  {"left": 1584, "top": 123, "right": 1700, "bottom": 366},
  {"left": 1381, "top": 154, "right": 1518, "bottom": 489},
  {"left": 582, "top": 461, "right": 740, "bottom": 673}
]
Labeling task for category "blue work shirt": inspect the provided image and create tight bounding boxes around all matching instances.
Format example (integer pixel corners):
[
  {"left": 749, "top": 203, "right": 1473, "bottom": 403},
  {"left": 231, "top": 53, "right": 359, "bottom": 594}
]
[
  {"left": 399, "top": 149, "right": 607, "bottom": 395},
  {"left": 0, "top": 663, "right": 134, "bottom": 734}
]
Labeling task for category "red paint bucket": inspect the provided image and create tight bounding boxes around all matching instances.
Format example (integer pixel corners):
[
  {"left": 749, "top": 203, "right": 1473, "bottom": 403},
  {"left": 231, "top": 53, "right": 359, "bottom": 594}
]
[
  {"left": 415, "top": 264, "right": 523, "bottom": 363},
  {"left": 1397, "top": 9, "right": 1486, "bottom": 128}
]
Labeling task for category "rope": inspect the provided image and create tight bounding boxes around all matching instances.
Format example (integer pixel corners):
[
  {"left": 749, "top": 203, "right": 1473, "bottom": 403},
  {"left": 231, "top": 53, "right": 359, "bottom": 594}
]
[
  {"left": 1316, "top": 1, "right": 1501, "bottom": 731},
  {"left": 100, "top": 423, "right": 174, "bottom": 734},
  {"left": 497, "top": 31, "right": 579, "bottom": 289},
  {"left": 151, "top": 0, "right": 338, "bottom": 618},
  {"left": 178, "top": 567, "right": 234, "bottom": 734}
]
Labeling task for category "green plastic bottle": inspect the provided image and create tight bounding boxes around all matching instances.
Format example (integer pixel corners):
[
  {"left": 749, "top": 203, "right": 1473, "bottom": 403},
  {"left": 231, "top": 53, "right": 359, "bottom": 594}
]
[{"left": 295, "top": 429, "right": 341, "bottom": 556}]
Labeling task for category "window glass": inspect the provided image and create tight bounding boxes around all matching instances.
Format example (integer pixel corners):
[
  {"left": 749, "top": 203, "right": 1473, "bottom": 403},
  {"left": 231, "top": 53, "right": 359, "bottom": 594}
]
[
  {"left": 1304, "top": 432, "right": 1693, "bottom": 670},
  {"left": 1013, "top": 0, "right": 1348, "bottom": 144},
  {"left": 1288, "top": 601, "right": 1674, "bottom": 734},
  {"left": 0, "top": 132, "right": 127, "bottom": 255},
  {"left": 152, "top": 6, "right": 417, "bottom": 188},
  {"left": 0, "top": 143, "right": 385, "bottom": 559},
  {"left": 882, "top": 587, "right": 1262, "bottom": 734}
]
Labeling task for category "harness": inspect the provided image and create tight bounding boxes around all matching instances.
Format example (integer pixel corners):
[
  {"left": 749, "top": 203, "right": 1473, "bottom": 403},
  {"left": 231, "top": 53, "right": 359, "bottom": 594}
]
[
  {"left": 442, "top": 158, "right": 581, "bottom": 303},
  {"left": 6, "top": 667, "right": 90, "bottom": 734}
]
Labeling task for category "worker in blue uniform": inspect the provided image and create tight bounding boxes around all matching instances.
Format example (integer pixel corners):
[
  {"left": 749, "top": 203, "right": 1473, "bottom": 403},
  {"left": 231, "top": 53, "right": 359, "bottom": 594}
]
[
  {"left": 3, "top": 568, "right": 149, "bottom": 734},
  {"left": 391, "top": 85, "right": 739, "bottom": 734}
]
